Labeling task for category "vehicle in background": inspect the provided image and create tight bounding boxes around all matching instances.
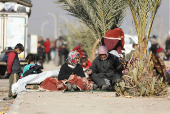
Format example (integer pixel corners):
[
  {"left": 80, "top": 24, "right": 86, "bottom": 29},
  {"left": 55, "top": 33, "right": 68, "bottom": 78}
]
[
  {"left": 0, "top": 1, "right": 32, "bottom": 78},
  {"left": 123, "top": 34, "right": 138, "bottom": 55}
]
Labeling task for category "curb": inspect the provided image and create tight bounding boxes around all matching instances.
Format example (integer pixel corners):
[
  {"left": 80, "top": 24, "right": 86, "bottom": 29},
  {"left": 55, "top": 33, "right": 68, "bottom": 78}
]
[{"left": 8, "top": 92, "right": 27, "bottom": 114}]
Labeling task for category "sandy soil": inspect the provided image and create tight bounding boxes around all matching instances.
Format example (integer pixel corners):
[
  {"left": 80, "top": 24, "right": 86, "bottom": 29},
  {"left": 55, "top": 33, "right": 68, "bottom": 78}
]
[{"left": 19, "top": 92, "right": 170, "bottom": 114}]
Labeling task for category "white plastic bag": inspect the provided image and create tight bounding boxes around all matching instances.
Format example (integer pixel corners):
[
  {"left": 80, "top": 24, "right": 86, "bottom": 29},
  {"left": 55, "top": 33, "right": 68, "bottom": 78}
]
[
  {"left": 0, "top": 2, "right": 5, "bottom": 11},
  {"left": 5, "top": 2, "right": 16, "bottom": 11}
]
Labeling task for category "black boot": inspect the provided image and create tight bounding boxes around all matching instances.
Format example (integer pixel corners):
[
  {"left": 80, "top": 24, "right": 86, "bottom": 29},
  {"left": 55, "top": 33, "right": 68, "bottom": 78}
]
[
  {"left": 93, "top": 84, "right": 99, "bottom": 90},
  {"left": 101, "top": 84, "right": 109, "bottom": 90}
]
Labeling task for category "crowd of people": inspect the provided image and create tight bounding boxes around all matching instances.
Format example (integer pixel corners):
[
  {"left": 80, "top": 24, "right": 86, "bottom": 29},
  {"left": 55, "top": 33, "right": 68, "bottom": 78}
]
[{"left": 3, "top": 24, "right": 170, "bottom": 100}]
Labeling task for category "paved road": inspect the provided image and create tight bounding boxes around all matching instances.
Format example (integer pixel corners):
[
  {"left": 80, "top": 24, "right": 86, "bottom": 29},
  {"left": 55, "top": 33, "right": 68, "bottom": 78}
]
[
  {"left": 10, "top": 92, "right": 170, "bottom": 114},
  {"left": 0, "top": 61, "right": 60, "bottom": 113},
  {"left": 1, "top": 61, "right": 170, "bottom": 114}
]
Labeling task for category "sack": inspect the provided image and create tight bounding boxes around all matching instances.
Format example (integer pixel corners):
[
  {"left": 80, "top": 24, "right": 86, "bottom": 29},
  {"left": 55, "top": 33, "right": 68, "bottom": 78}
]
[
  {"left": 2, "top": 47, "right": 14, "bottom": 62},
  {"left": 0, "top": 2, "right": 5, "bottom": 11},
  {"left": 2, "top": 53, "right": 9, "bottom": 62},
  {"left": 23, "top": 64, "right": 43, "bottom": 77},
  {"left": 152, "top": 54, "right": 166, "bottom": 78},
  {"left": 5, "top": 2, "right": 16, "bottom": 11}
]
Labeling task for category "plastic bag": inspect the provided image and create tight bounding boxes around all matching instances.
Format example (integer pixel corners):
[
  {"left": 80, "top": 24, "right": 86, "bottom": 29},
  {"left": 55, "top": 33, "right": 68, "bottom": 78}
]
[
  {"left": 17, "top": 6, "right": 26, "bottom": 13},
  {"left": 0, "top": 2, "right": 5, "bottom": 11},
  {"left": 5, "top": 3, "right": 16, "bottom": 11}
]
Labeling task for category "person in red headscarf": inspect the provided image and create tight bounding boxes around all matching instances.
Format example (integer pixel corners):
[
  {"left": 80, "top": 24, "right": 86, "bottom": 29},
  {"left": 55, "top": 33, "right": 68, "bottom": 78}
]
[
  {"left": 73, "top": 45, "right": 84, "bottom": 58},
  {"left": 44, "top": 38, "right": 51, "bottom": 63},
  {"left": 102, "top": 24, "right": 124, "bottom": 54}
]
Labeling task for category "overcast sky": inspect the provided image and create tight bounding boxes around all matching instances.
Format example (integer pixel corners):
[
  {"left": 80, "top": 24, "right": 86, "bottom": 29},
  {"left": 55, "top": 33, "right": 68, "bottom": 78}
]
[{"left": 28, "top": 0, "right": 169, "bottom": 41}]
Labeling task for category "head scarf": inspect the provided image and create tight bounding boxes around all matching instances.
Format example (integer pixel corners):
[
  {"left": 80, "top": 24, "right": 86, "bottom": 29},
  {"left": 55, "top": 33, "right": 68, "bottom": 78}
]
[
  {"left": 67, "top": 51, "right": 80, "bottom": 66},
  {"left": 98, "top": 46, "right": 109, "bottom": 58}
]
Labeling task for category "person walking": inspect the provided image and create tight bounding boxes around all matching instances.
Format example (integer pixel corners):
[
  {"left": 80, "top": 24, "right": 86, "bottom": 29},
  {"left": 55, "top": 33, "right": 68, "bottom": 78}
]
[
  {"left": 37, "top": 42, "right": 45, "bottom": 67},
  {"left": 54, "top": 36, "right": 63, "bottom": 66},
  {"left": 59, "top": 44, "right": 69, "bottom": 65},
  {"left": 44, "top": 38, "right": 51, "bottom": 63}
]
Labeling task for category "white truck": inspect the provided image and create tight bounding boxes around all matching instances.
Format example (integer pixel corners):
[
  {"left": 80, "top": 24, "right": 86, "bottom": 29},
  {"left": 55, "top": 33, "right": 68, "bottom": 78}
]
[{"left": 0, "top": 1, "right": 37, "bottom": 78}]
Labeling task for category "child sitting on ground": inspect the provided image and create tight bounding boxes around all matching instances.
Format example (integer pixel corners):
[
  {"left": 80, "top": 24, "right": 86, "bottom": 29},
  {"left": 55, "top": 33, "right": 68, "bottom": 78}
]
[
  {"left": 21, "top": 54, "right": 43, "bottom": 78},
  {"left": 80, "top": 57, "right": 92, "bottom": 71}
]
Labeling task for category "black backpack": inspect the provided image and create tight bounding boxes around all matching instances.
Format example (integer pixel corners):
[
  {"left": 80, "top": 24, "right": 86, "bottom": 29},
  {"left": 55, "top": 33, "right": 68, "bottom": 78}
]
[{"left": 23, "top": 64, "right": 43, "bottom": 77}]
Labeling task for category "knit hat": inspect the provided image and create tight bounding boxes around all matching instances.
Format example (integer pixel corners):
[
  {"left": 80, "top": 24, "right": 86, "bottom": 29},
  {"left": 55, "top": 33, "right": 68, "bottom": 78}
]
[{"left": 98, "top": 46, "right": 109, "bottom": 57}]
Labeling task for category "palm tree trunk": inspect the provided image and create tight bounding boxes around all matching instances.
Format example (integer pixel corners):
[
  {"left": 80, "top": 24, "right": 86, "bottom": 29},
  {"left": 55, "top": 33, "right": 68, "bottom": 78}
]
[{"left": 92, "top": 39, "right": 100, "bottom": 60}]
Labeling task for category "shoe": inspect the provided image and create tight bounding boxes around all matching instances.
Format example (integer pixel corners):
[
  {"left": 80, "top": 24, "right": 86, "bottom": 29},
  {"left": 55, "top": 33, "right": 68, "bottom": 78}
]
[
  {"left": 93, "top": 84, "right": 99, "bottom": 90},
  {"left": 67, "top": 83, "right": 72, "bottom": 91},
  {"left": 72, "top": 83, "right": 77, "bottom": 90},
  {"left": 101, "top": 84, "right": 109, "bottom": 90},
  {"left": 3, "top": 97, "right": 14, "bottom": 101}
]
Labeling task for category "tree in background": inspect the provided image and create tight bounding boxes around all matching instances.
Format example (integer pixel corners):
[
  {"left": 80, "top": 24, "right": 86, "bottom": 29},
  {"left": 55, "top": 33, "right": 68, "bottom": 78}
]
[
  {"left": 56, "top": 0, "right": 127, "bottom": 60},
  {"left": 60, "top": 22, "right": 95, "bottom": 61}
]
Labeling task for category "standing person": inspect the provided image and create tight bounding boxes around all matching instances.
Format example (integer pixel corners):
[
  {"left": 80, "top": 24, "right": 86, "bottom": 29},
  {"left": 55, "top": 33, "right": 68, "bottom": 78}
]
[
  {"left": 166, "top": 37, "right": 170, "bottom": 52},
  {"left": 54, "top": 36, "right": 63, "bottom": 66},
  {"left": 59, "top": 44, "right": 69, "bottom": 65},
  {"left": 39, "top": 36, "right": 45, "bottom": 47},
  {"left": 44, "top": 38, "right": 51, "bottom": 63},
  {"left": 102, "top": 24, "right": 124, "bottom": 54},
  {"left": 3, "top": 43, "right": 24, "bottom": 100},
  {"left": 37, "top": 42, "right": 45, "bottom": 67},
  {"left": 86, "top": 46, "right": 124, "bottom": 90}
]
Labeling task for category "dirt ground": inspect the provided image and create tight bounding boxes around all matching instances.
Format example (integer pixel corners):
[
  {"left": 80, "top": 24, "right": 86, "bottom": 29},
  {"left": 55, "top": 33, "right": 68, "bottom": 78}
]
[
  {"left": 0, "top": 61, "right": 60, "bottom": 113},
  {"left": 0, "top": 79, "right": 11, "bottom": 113},
  {"left": 19, "top": 92, "right": 170, "bottom": 114},
  {"left": 1, "top": 61, "right": 170, "bottom": 114}
]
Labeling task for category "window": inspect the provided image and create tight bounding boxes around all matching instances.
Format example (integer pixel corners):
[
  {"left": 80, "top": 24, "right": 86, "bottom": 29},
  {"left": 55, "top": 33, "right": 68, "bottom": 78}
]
[{"left": 6, "top": 17, "right": 26, "bottom": 48}]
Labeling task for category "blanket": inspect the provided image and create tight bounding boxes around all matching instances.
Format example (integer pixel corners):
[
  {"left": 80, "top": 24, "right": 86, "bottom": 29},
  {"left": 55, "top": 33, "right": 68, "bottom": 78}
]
[
  {"left": 12, "top": 70, "right": 59, "bottom": 94},
  {"left": 40, "top": 75, "right": 94, "bottom": 91}
]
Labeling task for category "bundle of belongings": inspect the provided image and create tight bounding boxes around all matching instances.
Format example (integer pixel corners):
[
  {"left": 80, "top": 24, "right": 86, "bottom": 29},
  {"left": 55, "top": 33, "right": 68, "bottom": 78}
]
[
  {"left": 40, "top": 75, "right": 94, "bottom": 91},
  {"left": 0, "top": 0, "right": 32, "bottom": 16},
  {"left": 12, "top": 70, "right": 59, "bottom": 94},
  {"left": 22, "top": 64, "right": 43, "bottom": 77}
]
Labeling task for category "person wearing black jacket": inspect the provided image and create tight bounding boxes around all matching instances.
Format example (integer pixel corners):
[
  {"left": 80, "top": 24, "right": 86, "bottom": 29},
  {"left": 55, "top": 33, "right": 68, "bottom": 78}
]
[
  {"left": 58, "top": 51, "right": 85, "bottom": 80},
  {"left": 86, "top": 46, "right": 124, "bottom": 90},
  {"left": 37, "top": 42, "right": 45, "bottom": 67},
  {"left": 59, "top": 44, "right": 69, "bottom": 65},
  {"left": 58, "top": 51, "right": 85, "bottom": 91}
]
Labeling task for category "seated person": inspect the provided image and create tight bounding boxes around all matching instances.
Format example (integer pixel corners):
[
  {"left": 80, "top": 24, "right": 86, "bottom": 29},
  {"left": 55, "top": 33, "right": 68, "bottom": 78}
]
[
  {"left": 86, "top": 46, "right": 124, "bottom": 90},
  {"left": 58, "top": 51, "right": 85, "bottom": 91},
  {"left": 21, "top": 54, "right": 43, "bottom": 78},
  {"left": 80, "top": 57, "right": 92, "bottom": 71}
]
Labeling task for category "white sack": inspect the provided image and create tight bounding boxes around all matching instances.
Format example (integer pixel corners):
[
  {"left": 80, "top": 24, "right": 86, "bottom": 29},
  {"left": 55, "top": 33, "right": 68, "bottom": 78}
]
[{"left": 12, "top": 70, "right": 59, "bottom": 94}]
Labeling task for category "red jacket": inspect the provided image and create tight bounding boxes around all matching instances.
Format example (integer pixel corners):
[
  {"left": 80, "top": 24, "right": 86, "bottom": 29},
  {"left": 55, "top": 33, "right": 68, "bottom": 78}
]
[
  {"left": 44, "top": 41, "right": 50, "bottom": 53},
  {"left": 104, "top": 28, "right": 124, "bottom": 51},
  {"left": 6, "top": 51, "right": 22, "bottom": 74},
  {"left": 81, "top": 60, "right": 92, "bottom": 69}
]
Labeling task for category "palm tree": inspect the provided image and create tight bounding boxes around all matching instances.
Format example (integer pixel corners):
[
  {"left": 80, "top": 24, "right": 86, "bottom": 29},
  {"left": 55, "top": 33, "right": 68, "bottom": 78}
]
[
  {"left": 60, "top": 22, "right": 95, "bottom": 61},
  {"left": 126, "top": 0, "right": 162, "bottom": 54},
  {"left": 56, "top": 0, "right": 127, "bottom": 60}
]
